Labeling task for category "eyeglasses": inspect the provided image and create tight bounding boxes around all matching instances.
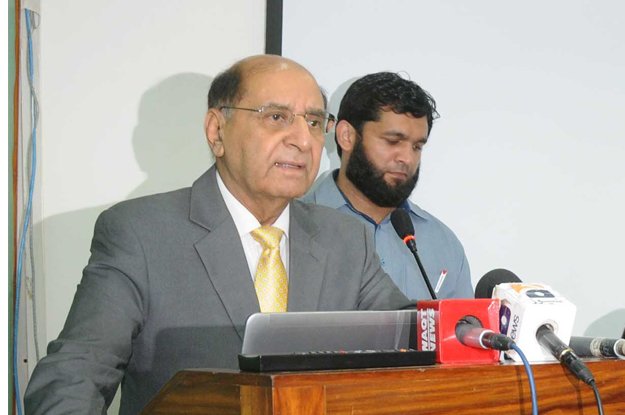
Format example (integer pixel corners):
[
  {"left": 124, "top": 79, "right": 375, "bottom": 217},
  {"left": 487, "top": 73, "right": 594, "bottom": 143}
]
[{"left": 220, "top": 105, "right": 336, "bottom": 135}]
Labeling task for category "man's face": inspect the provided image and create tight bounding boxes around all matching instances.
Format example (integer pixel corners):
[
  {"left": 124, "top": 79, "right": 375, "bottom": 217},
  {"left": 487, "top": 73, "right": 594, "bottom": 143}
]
[
  {"left": 345, "top": 110, "right": 429, "bottom": 207},
  {"left": 216, "top": 66, "right": 325, "bottom": 208}
]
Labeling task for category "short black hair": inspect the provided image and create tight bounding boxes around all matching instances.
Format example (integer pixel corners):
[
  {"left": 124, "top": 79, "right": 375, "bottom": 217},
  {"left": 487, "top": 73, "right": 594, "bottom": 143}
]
[
  {"left": 336, "top": 72, "right": 439, "bottom": 157},
  {"left": 207, "top": 63, "right": 244, "bottom": 109}
]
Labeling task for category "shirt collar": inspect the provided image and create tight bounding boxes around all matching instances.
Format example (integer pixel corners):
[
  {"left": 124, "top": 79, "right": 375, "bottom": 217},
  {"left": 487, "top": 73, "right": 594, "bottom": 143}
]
[{"left": 216, "top": 170, "right": 290, "bottom": 238}]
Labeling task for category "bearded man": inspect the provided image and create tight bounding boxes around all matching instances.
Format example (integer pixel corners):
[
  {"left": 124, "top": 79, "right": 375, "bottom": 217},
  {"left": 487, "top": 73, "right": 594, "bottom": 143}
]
[{"left": 303, "top": 72, "right": 473, "bottom": 300}]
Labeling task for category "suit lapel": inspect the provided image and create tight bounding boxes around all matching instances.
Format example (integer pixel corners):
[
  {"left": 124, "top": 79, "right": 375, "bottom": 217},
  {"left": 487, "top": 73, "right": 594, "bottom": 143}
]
[
  {"left": 287, "top": 201, "right": 328, "bottom": 311},
  {"left": 190, "top": 167, "right": 259, "bottom": 340},
  {"left": 189, "top": 170, "right": 330, "bottom": 333}
]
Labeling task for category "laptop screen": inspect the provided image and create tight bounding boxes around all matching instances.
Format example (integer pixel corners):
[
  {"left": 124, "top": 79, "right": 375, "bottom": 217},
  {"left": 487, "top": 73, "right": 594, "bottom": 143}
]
[{"left": 241, "top": 310, "right": 417, "bottom": 355}]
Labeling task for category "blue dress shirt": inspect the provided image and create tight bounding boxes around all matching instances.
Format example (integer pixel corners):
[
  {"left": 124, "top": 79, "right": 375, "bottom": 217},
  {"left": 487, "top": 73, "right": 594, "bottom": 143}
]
[{"left": 301, "top": 170, "right": 473, "bottom": 300}]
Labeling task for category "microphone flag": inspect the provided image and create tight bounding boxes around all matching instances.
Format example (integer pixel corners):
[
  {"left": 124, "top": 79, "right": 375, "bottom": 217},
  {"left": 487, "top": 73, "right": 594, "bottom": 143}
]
[{"left": 416, "top": 299, "right": 501, "bottom": 363}]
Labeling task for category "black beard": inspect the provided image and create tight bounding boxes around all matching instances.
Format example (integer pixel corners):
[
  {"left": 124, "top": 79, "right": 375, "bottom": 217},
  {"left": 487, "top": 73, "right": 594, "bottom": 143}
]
[{"left": 345, "top": 136, "right": 419, "bottom": 208}]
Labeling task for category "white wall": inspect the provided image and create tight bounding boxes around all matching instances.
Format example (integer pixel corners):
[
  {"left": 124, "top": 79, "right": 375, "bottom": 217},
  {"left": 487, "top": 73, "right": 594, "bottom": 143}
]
[
  {"left": 284, "top": 0, "right": 625, "bottom": 337},
  {"left": 35, "top": 0, "right": 265, "bottom": 366}
]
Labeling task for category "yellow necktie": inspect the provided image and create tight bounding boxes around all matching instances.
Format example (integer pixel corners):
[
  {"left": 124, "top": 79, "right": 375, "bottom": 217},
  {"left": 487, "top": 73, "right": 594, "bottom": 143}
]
[{"left": 251, "top": 226, "right": 288, "bottom": 312}]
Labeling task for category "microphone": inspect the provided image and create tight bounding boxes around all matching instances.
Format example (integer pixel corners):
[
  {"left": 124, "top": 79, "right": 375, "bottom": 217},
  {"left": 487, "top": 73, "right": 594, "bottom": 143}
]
[
  {"left": 536, "top": 324, "right": 594, "bottom": 385},
  {"left": 475, "top": 270, "right": 597, "bottom": 384},
  {"left": 390, "top": 208, "right": 437, "bottom": 299},
  {"left": 494, "top": 280, "right": 577, "bottom": 363},
  {"left": 475, "top": 269, "right": 574, "bottom": 361},
  {"left": 417, "top": 298, "right": 503, "bottom": 363},
  {"left": 569, "top": 336, "right": 625, "bottom": 360},
  {"left": 455, "top": 315, "right": 515, "bottom": 351},
  {"left": 493, "top": 282, "right": 576, "bottom": 362},
  {"left": 474, "top": 268, "right": 522, "bottom": 299}
]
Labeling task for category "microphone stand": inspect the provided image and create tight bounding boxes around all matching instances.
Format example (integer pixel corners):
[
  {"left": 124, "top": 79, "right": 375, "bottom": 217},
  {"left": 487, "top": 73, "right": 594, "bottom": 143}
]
[
  {"left": 413, "top": 244, "right": 437, "bottom": 300},
  {"left": 402, "top": 235, "right": 437, "bottom": 300}
]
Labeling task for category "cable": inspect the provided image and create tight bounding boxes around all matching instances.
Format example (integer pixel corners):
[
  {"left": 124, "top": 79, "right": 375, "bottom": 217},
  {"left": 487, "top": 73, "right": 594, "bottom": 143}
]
[
  {"left": 27, "top": 10, "right": 41, "bottom": 362},
  {"left": 589, "top": 380, "right": 604, "bottom": 415},
  {"left": 14, "top": 8, "right": 39, "bottom": 415},
  {"left": 510, "top": 343, "right": 538, "bottom": 415},
  {"left": 24, "top": 9, "right": 42, "bottom": 363},
  {"left": 29, "top": 221, "right": 41, "bottom": 362}
]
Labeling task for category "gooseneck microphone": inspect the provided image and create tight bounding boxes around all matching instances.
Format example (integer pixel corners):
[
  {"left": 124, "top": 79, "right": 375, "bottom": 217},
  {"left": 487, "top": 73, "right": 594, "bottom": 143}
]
[
  {"left": 390, "top": 208, "right": 437, "bottom": 300},
  {"left": 569, "top": 336, "right": 625, "bottom": 360},
  {"left": 536, "top": 324, "right": 595, "bottom": 385}
]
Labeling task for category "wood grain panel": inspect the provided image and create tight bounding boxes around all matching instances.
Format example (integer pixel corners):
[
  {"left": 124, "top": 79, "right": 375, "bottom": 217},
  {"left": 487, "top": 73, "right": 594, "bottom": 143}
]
[{"left": 143, "top": 360, "right": 625, "bottom": 414}]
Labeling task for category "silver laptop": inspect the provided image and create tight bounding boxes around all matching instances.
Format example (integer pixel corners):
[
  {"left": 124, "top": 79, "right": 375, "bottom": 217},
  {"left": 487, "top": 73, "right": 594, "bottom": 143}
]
[{"left": 241, "top": 310, "right": 417, "bottom": 355}]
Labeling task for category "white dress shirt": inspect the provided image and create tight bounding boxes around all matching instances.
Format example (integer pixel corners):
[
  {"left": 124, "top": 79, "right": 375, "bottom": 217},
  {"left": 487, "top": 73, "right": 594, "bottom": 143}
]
[{"left": 216, "top": 171, "right": 290, "bottom": 280}]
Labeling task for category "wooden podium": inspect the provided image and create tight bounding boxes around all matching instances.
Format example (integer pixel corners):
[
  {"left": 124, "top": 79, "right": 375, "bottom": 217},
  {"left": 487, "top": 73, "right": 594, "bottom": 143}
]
[{"left": 142, "top": 359, "right": 625, "bottom": 414}]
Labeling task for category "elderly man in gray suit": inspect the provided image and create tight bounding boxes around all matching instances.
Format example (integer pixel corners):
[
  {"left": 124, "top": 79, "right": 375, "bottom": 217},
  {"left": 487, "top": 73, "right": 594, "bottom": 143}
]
[{"left": 24, "top": 55, "right": 413, "bottom": 414}]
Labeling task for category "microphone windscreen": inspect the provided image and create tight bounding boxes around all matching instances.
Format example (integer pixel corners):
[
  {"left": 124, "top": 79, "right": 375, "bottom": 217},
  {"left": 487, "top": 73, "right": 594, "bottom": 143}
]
[
  {"left": 475, "top": 268, "right": 522, "bottom": 299},
  {"left": 390, "top": 208, "right": 414, "bottom": 239}
]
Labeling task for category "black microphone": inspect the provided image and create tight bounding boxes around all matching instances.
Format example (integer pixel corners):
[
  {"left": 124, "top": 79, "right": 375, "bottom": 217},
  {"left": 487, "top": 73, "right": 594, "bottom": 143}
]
[
  {"left": 474, "top": 268, "right": 522, "bottom": 299},
  {"left": 390, "top": 208, "right": 436, "bottom": 300},
  {"left": 536, "top": 324, "right": 595, "bottom": 385},
  {"left": 455, "top": 315, "right": 515, "bottom": 351},
  {"left": 569, "top": 336, "right": 625, "bottom": 360}
]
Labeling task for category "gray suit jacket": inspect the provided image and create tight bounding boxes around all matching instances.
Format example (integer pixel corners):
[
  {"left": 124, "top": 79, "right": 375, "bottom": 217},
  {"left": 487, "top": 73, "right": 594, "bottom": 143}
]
[{"left": 24, "top": 166, "right": 412, "bottom": 415}]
